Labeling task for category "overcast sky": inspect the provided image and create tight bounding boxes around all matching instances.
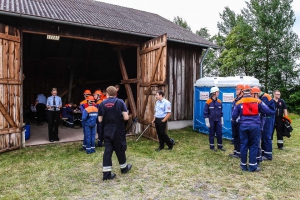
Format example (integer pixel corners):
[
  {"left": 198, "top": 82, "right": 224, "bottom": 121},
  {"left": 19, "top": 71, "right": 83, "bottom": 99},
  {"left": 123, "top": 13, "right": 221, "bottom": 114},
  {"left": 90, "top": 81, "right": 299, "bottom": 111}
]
[{"left": 99, "top": 0, "right": 300, "bottom": 37}]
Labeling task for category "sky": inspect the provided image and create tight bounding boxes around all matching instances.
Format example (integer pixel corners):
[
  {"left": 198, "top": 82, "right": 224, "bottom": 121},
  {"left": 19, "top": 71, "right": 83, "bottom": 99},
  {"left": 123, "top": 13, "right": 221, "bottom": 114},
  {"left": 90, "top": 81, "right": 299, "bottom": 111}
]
[{"left": 99, "top": 0, "right": 300, "bottom": 37}]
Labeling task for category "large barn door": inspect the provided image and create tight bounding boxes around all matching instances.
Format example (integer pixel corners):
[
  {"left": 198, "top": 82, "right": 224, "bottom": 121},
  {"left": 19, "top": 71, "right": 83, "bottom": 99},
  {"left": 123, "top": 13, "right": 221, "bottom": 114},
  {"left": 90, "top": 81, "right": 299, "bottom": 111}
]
[
  {"left": 138, "top": 34, "right": 167, "bottom": 141},
  {"left": 0, "top": 24, "right": 22, "bottom": 153}
]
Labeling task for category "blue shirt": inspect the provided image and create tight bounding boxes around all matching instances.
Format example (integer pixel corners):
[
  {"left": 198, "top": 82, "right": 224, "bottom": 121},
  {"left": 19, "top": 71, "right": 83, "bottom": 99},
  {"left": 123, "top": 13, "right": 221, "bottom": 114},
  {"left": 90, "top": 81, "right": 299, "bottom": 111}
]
[
  {"left": 46, "top": 95, "right": 62, "bottom": 111},
  {"left": 36, "top": 94, "right": 46, "bottom": 105},
  {"left": 154, "top": 98, "right": 171, "bottom": 118}
]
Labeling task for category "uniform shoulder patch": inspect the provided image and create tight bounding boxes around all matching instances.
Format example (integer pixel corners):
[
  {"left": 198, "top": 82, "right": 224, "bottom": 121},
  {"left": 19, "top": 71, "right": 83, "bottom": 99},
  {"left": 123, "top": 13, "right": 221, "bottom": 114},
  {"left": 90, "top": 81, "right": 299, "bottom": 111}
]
[
  {"left": 263, "top": 93, "right": 272, "bottom": 101},
  {"left": 206, "top": 99, "right": 212, "bottom": 104}
]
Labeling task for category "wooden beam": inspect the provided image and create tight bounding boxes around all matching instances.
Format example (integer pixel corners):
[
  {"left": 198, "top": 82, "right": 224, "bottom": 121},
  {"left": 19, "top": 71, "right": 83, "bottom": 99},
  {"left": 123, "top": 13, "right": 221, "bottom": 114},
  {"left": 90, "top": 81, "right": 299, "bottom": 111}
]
[
  {"left": 0, "top": 79, "right": 21, "bottom": 85},
  {"left": 117, "top": 50, "right": 137, "bottom": 118},
  {"left": 140, "top": 81, "right": 166, "bottom": 87},
  {"left": 0, "top": 32, "right": 20, "bottom": 43},
  {"left": 67, "top": 69, "right": 74, "bottom": 102},
  {"left": 22, "top": 30, "right": 139, "bottom": 46},
  {"left": 0, "top": 146, "right": 21, "bottom": 153},
  {"left": 121, "top": 78, "right": 140, "bottom": 84},
  {"left": 0, "top": 101, "right": 17, "bottom": 127},
  {"left": 0, "top": 128, "right": 21, "bottom": 135},
  {"left": 140, "top": 41, "right": 166, "bottom": 55}
]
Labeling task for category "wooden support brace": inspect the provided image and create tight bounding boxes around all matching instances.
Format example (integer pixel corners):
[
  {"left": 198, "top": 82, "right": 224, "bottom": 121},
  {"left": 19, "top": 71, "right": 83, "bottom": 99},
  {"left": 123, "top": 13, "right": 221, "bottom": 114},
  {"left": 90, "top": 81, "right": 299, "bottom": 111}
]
[
  {"left": 0, "top": 101, "right": 17, "bottom": 127},
  {"left": 0, "top": 79, "right": 21, "bottom": 85},
  {"left": 121, "top": 78, "right": 140, "bottom": 84},
  {"left": 117, "top": 50, "right": 137, "bottom": 118}
]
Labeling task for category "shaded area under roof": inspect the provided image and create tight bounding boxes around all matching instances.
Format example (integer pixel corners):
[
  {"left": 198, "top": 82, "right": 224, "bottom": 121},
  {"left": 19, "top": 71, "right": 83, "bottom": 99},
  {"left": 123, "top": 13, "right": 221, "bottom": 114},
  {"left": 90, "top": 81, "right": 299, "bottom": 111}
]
[{"left": 0, "top": 0, "right": 218, "bottom": 48}]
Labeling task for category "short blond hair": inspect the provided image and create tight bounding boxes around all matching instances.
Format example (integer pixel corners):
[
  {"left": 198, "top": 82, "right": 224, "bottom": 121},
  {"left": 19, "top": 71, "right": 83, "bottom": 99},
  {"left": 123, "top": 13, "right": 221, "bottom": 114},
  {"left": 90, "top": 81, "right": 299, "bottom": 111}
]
[
  {"left": 52, "top": 88, "right": 57, "bottom": 92},
  {"left": 106, "top": 86, "right": 117, "bottom": 96}
]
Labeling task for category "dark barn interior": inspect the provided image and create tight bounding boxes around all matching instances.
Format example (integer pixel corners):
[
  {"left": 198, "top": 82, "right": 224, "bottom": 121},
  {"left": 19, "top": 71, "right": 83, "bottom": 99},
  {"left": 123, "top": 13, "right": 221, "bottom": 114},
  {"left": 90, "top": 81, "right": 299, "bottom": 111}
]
[{"left": 22, "top": 32, "right": 137, "bottom": 112}]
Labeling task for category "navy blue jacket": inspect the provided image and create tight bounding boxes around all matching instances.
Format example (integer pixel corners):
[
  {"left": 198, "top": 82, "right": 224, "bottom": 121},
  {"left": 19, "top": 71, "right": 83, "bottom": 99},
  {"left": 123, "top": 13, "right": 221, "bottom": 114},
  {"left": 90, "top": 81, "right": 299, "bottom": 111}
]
[
  {"left": 204, "top": 98, "right": 223, "bottom": 121},
  {"left": 62, "top": 104, "right": 73, "bottom": 117}
]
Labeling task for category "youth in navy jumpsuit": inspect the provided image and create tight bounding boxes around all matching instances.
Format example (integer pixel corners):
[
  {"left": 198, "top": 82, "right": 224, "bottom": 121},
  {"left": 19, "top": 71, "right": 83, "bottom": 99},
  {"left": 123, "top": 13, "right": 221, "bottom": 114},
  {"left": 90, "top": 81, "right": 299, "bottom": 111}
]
[
  {"left": 259, "top": 93, "right": 276, "bottom": 160},
  {"left": 231, "top": 95, "right": 242, "bottom": 158},
  {"left": 99, "top": 97, "right": 130, "bottom": 179},
  {"left": 82, "top": 105, "right": 98, "bottom": 154},
  {"left": 232, "top": 94, "right": 270, "bottom": 171},
  {"left": 62, "top": 103, "right": 74, "bottom": 128},
  {"left": 95, "top": 98, "right": 103, "bottom": 147},
  {"left": 204, "top": 98, "right": 224, "bottom": 150}
]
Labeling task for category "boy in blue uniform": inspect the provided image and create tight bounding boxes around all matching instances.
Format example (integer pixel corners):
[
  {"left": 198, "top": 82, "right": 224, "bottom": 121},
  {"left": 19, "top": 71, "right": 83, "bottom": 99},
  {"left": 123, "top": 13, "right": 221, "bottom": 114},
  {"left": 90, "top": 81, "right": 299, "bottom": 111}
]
[
  {"left": 232, "top": 85, "right": 271, "bottom": 172},
  {"left": 82, "top": 96, "right": 98, "bottom": 154},
  {"left": 259, "top": 90, "right": 276, "bottom": 160},
  {"left": 230, "top": 84, "right": 244, "bottom": 158},
  {"left": 93, "top": 90, "right": 104, "bottom": 147},
  {"left": 79, "top": 89, "right": 91, "bottom": 151},
  {"left": 62, "top": 102, "right": 74, "bottom": 128},
  {"left": 204, "top": 86, "right": 225, "bottom": 151}
]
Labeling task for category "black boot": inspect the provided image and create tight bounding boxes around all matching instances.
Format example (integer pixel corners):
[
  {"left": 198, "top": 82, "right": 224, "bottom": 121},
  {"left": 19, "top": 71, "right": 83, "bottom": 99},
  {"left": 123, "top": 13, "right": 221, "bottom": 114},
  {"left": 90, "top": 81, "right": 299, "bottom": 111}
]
[
  {"left": 121, "top": 164, "right": 132, "bottom": 174},
  {"left": 103, "top": 172, "right": 116, "bottom": 181}
]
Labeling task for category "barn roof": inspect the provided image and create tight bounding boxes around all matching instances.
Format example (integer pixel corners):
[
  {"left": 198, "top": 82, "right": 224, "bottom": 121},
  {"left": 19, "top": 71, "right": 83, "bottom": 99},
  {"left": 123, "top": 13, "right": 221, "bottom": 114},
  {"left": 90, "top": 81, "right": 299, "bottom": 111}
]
[{"left": 0, "top": 0, "right": 218, "bottom": 48}]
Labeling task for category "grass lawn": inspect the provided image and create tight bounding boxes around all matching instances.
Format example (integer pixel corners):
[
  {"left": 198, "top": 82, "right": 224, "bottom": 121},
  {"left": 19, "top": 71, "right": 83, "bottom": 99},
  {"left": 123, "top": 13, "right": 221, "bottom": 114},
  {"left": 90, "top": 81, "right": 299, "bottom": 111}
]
[{"left": 1, "top": 115, "right": 300, "bottom": 200}]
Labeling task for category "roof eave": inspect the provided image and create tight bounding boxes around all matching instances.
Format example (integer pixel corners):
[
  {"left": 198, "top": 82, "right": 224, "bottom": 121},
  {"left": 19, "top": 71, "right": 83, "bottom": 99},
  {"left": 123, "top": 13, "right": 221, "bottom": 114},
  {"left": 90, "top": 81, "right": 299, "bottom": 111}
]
[{"left": 0, "top": 10, "right": 219, "bottom": 49}]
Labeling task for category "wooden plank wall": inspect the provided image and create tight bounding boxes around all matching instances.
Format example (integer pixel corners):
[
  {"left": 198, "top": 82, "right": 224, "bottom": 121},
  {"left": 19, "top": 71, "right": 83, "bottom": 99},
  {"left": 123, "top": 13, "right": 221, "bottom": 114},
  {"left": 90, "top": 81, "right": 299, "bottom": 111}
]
[
  {"left": 0, "top": 23, "right": 21, "bottom": 152},
  {"left": 167, "top": 42, "right": 202, "bottom": 121}
]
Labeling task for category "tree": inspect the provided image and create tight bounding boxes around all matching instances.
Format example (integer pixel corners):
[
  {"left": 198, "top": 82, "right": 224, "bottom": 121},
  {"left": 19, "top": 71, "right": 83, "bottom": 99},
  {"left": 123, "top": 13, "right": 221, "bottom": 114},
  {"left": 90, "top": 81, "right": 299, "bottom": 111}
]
[
  {"left": 173, "top": 16, "right": 191, "bottom": 31},
  {"left": 196, "top": 27, "right": 211, "bottom": 39},
  {"left": 219, "top": 16, "right": 256, "bottom": 76},
  {"left": 242, "top": 0, "right": 300, "bottom": 92}
]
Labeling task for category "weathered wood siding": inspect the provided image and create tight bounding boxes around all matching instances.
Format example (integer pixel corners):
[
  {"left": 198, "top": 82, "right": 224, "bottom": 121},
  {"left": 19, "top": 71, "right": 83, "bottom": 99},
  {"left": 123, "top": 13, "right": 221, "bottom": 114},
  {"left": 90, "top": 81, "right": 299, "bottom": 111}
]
[
  {"left": 167, "top": 42, "right": 202, "bottom": 121},
  {"left": 0, "top": 23, "right": 22, "bottom": 153},
  {"left": 138, "top": 34, "right": 167, "bottom": 141}
]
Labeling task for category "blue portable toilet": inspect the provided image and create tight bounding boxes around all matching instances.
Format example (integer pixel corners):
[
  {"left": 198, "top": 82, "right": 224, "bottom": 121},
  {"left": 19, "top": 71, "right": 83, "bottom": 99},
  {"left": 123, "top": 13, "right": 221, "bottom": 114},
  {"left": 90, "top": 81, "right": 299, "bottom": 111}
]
[{"left": 193, "top": 76, "right": 260, "bottom": 139}]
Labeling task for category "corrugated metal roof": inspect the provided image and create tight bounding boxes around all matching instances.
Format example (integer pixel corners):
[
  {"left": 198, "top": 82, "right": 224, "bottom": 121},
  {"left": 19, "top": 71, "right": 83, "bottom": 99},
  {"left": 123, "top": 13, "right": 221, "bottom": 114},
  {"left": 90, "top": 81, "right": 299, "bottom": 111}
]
[{"left": 0, "top": 0, "right": 218, "bottom": 48}]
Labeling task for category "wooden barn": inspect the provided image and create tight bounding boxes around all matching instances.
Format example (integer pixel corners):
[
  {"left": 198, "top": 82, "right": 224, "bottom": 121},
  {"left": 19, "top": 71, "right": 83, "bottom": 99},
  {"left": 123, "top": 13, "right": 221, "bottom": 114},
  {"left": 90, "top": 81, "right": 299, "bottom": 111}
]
[{"left": 0, "top": 0, "right": 217, "bottom": 153}]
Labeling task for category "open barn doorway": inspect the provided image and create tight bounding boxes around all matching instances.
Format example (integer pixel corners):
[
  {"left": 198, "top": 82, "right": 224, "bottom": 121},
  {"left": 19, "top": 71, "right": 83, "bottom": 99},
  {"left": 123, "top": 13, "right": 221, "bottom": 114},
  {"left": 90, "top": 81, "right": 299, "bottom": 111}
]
[{"left": 22, "top": 32, "right": 137, "bottom": 145}]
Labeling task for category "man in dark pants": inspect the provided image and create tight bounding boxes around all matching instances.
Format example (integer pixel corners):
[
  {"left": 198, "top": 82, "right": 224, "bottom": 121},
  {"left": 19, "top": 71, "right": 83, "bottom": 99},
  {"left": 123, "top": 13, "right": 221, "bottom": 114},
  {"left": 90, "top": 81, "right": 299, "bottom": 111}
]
[
  {"left": 273, "top": 90, "right": 288, "bottom": 150},
  {"left": 152, "top": 90, "right": 173, "bottom": 152},
  {"left": 98, "top": 86, "right": 132, "bottom": 180},
  {"left": 35, "top": 92, "right": 46, "bottom": 126},
  {"left": 46, "top": 88, "right": 62, "bottom": 142}
]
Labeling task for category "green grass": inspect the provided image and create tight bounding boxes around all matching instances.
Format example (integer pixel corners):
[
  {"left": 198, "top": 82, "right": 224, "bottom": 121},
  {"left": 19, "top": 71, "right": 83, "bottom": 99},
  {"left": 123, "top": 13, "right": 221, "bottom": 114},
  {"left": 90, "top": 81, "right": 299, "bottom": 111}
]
[{"left": 1, "top": 115, "right": 300, "bottom": 199}]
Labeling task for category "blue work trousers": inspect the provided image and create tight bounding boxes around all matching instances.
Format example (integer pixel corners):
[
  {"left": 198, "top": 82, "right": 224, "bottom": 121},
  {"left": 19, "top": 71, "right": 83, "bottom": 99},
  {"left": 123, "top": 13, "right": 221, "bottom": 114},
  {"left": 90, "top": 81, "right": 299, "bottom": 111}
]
[
  {"left": 239, "top": 125, "right": 260, "bottom": 171},
  {"left": 84, "top": 125, "right": 96, "bottom": 153},
  {"left": 82, "top": 122, "right": 86, "bottom": 149},
  {"left": 231, "top": 121, "right": 240, "bottom": 157},
  {"left": 209, "top": 120, "right": 223, "bottom": 149},
  {"left": 261, "top": 117, "right": 275, "bottom": 160}
]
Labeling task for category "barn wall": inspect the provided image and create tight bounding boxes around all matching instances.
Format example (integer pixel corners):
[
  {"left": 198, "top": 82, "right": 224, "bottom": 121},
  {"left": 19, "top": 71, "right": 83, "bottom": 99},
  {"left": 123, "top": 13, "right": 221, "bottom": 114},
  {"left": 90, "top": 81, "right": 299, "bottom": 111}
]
[{"left": 167, "top": 42, "right": 203, "bottom": 121}]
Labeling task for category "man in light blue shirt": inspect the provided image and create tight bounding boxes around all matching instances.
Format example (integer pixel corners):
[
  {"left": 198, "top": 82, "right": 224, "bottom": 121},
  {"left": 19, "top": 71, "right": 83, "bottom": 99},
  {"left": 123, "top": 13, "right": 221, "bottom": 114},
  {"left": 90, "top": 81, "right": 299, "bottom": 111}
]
[
  {"left": 35, "top": 92, "right": 47, "bottom": 126},
  {"left": 151, "top": 90, "right": 174, "bottom": 152},
  {"left": 46, "top": 88, "right": 62, "bottom": 142}
]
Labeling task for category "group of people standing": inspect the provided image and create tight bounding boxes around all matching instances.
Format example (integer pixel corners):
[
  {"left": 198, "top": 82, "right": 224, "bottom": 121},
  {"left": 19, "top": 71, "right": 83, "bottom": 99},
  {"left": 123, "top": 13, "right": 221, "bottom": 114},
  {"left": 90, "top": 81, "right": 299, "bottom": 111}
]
[
  {"left": 77, "top": 85, "right": 132, "bottom": 180},
  {"left": 204, "top": 84, "right": 290, "bottom": 172}
]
